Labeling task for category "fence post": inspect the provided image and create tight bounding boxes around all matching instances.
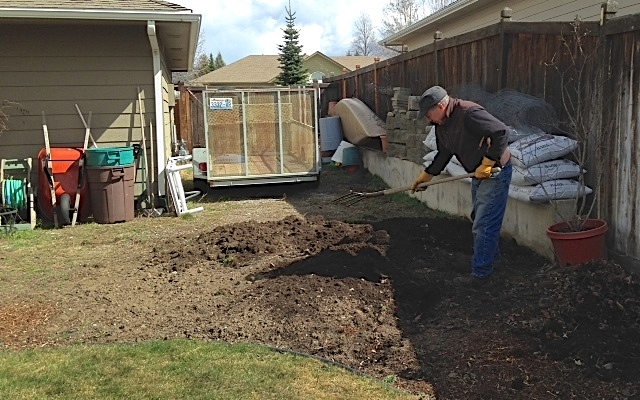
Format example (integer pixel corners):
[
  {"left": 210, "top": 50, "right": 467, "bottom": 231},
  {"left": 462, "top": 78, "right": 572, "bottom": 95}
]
[
  {"left": 434, "top": 31, "right": 442, "bottom": 83},
  {"left": 341, "top": 67, "right": 347, "bottom": 98},
  {"left": 499, "top": 8, "right": 512, "bottom": 89},
  {"left": 355, "top": 64, "right": 360, "bottom": 98},
  {"left": 374, "top": 57, "right": 380, "bottom": 114}
]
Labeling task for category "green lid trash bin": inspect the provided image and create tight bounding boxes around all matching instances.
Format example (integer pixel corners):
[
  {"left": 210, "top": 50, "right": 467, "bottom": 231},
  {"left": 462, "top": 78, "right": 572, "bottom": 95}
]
[{"left": 85, "top": 147, "right": 135, "bottom": 167}]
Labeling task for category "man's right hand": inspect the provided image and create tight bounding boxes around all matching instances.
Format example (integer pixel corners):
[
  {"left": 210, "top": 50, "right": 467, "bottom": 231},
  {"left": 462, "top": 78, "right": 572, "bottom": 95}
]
[{"left": 411, "top": 171, "right": 433, "bottom": 193}]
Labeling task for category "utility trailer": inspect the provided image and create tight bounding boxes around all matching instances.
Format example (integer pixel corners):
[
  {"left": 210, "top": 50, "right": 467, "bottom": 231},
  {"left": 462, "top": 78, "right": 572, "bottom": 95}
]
[{"left": 192, "top": 87, "right": 321, "bottom": 190}]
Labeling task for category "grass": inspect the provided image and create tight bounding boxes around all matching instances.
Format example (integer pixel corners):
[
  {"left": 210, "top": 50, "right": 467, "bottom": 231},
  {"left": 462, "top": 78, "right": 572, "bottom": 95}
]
[
  {"left": 0, "top": 340, "right": 418, "bottom": 400},
  {"left": 0, "top": 166, "right": 428, "bottom": 400}
]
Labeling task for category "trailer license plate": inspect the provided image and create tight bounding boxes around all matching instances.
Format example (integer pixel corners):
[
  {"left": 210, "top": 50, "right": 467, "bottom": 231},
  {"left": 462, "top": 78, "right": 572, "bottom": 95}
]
[{"left": 210, "top": 98, "right": 233, "bottom": 110}]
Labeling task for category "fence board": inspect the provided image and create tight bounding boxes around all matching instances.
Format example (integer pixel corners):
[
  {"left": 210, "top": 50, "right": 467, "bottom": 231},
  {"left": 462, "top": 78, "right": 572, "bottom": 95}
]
[{"left": 323, "top": 16, "right": 640, "bottom": 263}]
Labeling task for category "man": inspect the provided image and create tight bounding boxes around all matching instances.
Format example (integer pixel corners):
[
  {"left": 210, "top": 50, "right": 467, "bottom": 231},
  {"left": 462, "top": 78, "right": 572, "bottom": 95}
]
[{"left": 412, "top": 85, "right": 512, "bottom": 287}]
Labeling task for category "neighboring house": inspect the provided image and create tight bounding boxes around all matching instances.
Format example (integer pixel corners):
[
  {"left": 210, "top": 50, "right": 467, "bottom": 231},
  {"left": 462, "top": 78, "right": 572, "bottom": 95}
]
[
  {"left": 191, "top": 52, "right": 379, "bottom": 87},
  {"left": 0, "top": 0, "right": 201, "bottom": 197},
  {"left": 380, "top": 0, "right": 640, "bottom": 51}
]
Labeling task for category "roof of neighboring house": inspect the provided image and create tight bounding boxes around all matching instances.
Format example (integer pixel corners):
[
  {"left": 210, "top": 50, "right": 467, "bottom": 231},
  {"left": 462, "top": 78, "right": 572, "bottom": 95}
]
[
  {"left": 192, "top": 53, "right": 381, "bottom": 85},
  {"left": 331, "top": 56, "right": 380, "bottom": 71},
  {"left": 193, "top": 55, "right": 283, "bottom": 85},
  {"left": 0, "top": 0, "right": 200, "bottom": 71},
  {"left": 0, "top": 0, "right": 189, "bottom": 11}
]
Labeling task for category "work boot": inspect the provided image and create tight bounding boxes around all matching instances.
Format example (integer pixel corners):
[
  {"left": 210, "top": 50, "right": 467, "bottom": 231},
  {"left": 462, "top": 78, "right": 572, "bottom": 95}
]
[{"left": 453, "top": 274, "right": 493, "bottom": 289}]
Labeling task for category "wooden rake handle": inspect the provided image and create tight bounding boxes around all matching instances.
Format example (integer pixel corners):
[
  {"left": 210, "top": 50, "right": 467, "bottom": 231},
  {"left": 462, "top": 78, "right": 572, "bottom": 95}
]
[{"left": 368, "top": 167, "right": 501, "bottom": 197}]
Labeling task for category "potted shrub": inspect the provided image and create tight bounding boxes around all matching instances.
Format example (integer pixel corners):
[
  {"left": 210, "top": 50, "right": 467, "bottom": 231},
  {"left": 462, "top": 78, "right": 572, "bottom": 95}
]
[{"left": 544, "top": 18, "right": 610, "bottom": 267}]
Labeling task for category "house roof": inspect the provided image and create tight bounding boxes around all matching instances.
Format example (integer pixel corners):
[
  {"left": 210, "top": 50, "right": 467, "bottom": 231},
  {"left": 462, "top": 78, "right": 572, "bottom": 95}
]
[
  {"left": 0, "top": 0, "right": 189, "bottom": 11},
  {"left": 380, "top": 0, "right": 491, "bottom": 47},
  {"left": 192, "top": 53, "right": 380, "bottom": 85},
  {"left": 331, "top": 56, "right": 381, "bottom": 71},
  {"left": 0, "top": 0, "right": 200, "bottom": 71},
  {"left": 192, "top": 55, "right": 282, "bottom": 85}
]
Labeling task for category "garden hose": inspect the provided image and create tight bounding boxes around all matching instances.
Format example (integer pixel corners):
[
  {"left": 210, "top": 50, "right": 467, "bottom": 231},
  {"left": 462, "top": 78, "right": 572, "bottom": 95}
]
[{"left": 2, "top": 179, "right": 27, "bottom": 211}]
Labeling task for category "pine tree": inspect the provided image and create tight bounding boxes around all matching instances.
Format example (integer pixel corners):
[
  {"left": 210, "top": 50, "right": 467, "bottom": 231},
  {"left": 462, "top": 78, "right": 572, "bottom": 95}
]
[
  {"left": 207, "top": 53, "right": 216, "bottom": 73},
  {"left": 276, "top": 3, "right": 308, "bottom": 86},
  {"left": 214, "top": 52, "right": 226, "bottom": 70}
]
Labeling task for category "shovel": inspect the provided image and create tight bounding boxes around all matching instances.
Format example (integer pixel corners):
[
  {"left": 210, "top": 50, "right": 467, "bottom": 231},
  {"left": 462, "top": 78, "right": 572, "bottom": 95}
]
[{"left": 333, "top": 168, "right": 501, "bottom": 206}]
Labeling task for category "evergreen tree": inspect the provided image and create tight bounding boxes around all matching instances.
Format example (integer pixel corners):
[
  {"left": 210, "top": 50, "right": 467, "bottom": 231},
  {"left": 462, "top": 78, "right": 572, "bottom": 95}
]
[
  {"left": 207, "top": 53, "right": 216, "bottom": 73},
  {"left": 214, "top": 52, "right": 226, "bottom": 70},
  {"left": 276, "top": 3, "right": 308, "bottom": 86}
]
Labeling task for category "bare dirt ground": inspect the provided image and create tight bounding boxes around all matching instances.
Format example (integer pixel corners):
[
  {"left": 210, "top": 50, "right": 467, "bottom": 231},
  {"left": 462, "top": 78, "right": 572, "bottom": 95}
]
[{"left": 2, "top": 165, "right": 640, "bottom": 399}]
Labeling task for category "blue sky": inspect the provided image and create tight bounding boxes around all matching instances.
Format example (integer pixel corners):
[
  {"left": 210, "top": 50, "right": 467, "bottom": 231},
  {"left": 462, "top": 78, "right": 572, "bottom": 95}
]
[{"left": 174, "top": 0, "right": 391, "bottom": 64}]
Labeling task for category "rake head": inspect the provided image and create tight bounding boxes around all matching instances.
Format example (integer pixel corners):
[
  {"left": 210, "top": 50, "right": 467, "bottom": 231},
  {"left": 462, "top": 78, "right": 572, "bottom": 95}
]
[{"left": 331, "top": 190, "right": 368, "bottom": 206}]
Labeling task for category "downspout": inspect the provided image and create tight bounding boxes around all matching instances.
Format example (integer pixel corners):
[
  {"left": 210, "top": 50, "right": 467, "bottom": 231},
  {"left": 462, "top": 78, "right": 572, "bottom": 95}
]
[{"left": 147, "top": 20, "right": 166, "bottom": 196}]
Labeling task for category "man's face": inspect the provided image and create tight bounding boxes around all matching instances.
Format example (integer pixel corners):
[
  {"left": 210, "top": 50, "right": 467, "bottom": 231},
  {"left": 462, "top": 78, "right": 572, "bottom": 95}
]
[{"left": 426, "top": 103, "right": 446, "bottom": 125}]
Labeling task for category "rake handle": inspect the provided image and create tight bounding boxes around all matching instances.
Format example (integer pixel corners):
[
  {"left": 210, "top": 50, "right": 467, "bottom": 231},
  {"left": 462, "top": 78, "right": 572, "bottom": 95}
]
[{"left": 371, "top": 167, "right": 501, "bottom": 197}]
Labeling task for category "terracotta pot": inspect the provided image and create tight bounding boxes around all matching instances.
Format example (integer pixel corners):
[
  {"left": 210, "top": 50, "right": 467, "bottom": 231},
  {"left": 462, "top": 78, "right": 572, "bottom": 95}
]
[
  {"left": 380, "top": 135, "right": 388, "bottom": 154},
  {"left": 546, "top": 219, "right": 608, "bottom": 267},
  {"left": 327, "top": 101, "right": 338, "bottom": 117}
]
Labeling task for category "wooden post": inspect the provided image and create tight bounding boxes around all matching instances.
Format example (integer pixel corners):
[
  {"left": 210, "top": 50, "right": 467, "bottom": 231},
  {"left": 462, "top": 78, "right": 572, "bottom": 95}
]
[
  {"left": 434, "top": 31, "right": 442, "bottom": 84},
  {"left": 341, "top": 68, "right": 347, "bottom": 98},
  {"left": 178, "top": 83, "right": 193, "bottom": 153},
  {"left": 355, "top": 64, "right": 360, "bottom": 98},
  {"left": 373, "top": 57, "right": 380, "bottom": 114}
]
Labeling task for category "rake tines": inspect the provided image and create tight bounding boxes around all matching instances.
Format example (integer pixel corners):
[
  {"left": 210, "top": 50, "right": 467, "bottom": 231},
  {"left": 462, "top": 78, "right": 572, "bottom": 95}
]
[{"left": 331, "top": 190, "right": 367, "bottom": 206}]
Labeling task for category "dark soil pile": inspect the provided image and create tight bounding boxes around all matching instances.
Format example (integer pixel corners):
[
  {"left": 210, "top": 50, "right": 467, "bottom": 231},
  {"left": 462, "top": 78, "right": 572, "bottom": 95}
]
[
  {"left": 146, "top": 212, "right": 640, "bottom": 399},
  {"left": 2, "top": 167, "right": 640, "bottom": 399}
]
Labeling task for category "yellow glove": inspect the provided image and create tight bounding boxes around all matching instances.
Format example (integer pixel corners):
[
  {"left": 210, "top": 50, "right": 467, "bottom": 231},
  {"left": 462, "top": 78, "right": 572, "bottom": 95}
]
[
  {"left": 475, "top": 157, "right": 496, "bottom": 179},
  {"left": 411, "top": 171, "right": 433, "bottom": 193}
]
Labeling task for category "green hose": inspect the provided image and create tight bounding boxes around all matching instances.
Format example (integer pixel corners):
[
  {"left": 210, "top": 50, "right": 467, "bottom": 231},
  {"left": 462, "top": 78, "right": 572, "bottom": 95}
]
[{"left": 2, "top": 179, "right": 26, "bottom": 211}]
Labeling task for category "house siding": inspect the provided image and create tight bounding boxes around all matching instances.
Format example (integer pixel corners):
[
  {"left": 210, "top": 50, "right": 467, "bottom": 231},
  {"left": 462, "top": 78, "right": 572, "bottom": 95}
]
[
  {"left": 400, "top": 0, "right": 640, "bottom": 50},
  {"left": 0, "top": 23, "right": 155, "bottom": 185},
  {"left": 305, "top": 58, "right": 345, "bottom": 80}
]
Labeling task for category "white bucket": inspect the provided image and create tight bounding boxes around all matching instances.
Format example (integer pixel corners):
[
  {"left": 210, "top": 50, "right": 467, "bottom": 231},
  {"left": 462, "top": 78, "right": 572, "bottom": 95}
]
[{"left": 331, "top": 140, "right": 355, "bottom": 164}]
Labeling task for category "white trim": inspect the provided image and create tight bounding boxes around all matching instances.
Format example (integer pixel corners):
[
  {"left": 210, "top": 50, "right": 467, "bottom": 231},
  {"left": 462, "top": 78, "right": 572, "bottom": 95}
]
[{"left": 0, "top": 8, "right": 200, "bottom": 22}]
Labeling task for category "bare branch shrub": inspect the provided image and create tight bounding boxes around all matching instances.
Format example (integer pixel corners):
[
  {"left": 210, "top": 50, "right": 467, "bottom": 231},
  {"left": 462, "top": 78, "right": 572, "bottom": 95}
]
[{"left": 546, "top": 17, "right": 612, "bottom": 231}]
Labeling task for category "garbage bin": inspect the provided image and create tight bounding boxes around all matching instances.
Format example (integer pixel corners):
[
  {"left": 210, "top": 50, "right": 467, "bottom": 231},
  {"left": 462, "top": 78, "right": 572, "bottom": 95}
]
[{"left": 86, "top": 165, "right": 135, "bottom": 224}]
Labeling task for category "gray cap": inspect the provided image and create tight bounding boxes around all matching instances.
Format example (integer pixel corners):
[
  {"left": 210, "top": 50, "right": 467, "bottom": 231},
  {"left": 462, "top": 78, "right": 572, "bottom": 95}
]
[{"left": 417, "top": 86, "right": 447, "bottom": 119}]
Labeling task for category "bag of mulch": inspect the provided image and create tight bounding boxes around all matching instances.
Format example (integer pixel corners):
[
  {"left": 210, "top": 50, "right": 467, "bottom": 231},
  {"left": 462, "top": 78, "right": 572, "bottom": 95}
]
[
  {"left": 423, "top": 126, "right": 437, "bottom": 150},
  {"left": 445, "top": 161, "right": 473, "bottom": 183},
  {"left": 511, "top": 159, "right": 584, "bottom": 186},
  {"left": 508, "top": 125, "right": 545, "bottom": 143},
  {"left": 508, "top": 179, "right": 592, "bottom": 203},
  {"left": 422, "top": 150, "right": 438, "bottom": 165},
  {"left": 509, "top": 133, "right": 577, "bottom": 168}
]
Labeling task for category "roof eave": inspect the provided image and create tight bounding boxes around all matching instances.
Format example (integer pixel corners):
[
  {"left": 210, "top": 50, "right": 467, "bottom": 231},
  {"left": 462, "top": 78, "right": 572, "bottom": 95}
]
[
  {"left": 0, "top": 8, "right": 201, "bottom": 71},
  {"left": 379, "top": 0, "right": 486, "bottom": 47},
  {"left": 0, "top": 8, "right": 199, "bottom": 22}
]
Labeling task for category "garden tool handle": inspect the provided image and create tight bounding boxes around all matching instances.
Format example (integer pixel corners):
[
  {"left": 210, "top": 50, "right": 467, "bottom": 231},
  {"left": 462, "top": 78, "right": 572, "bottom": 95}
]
[{"left": 380, "top": 167, "right": 501, "bottom": 196}]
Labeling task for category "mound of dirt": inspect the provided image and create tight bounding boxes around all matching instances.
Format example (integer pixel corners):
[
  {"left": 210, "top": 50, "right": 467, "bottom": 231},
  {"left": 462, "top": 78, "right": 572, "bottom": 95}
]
[{"left": 3, "top": 166, "right": 640, "bottom": 400}]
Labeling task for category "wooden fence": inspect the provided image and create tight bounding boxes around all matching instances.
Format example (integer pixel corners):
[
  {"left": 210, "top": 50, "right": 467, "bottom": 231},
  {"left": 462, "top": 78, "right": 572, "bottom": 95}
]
[{"left": 323, "top": 15, "right": 640, "bottom": 264}]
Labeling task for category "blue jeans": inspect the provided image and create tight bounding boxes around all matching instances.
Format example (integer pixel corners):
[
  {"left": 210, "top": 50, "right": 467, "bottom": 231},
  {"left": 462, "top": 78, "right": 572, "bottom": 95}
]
[{"left": 470, "top": 161, "right": 512, "bottom": 279}]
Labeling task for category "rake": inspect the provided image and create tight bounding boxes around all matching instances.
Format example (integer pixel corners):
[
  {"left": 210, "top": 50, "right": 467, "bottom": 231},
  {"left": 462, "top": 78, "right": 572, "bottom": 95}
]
[{"left": 332, "top": 168, "right": 501, "bottom": 206}]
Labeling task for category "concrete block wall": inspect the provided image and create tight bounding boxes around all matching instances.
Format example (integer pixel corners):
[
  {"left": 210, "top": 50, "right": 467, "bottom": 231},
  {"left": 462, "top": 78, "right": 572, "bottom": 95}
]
[{"left": 385, "top": 95, "right": 430, "bottom": 165}]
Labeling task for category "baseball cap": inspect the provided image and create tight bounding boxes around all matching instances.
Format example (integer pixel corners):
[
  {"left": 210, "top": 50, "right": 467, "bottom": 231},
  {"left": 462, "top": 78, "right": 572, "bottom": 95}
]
[{"left": 417, "top": 86, "right": 447, "bottom": 119}]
